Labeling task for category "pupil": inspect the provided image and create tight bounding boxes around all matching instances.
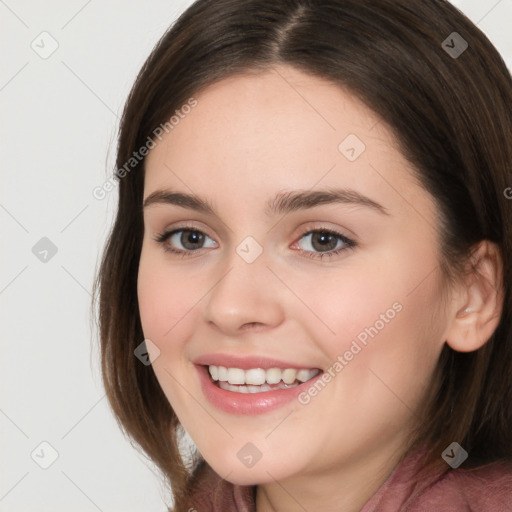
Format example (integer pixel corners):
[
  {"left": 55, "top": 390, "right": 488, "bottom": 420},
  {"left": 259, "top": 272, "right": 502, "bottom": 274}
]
[
  {"left": 313, "top": 232, "right": 336, "bottom": 252},
  {"left": 182, "top": 230, "right": 204, "bottom": 249}
]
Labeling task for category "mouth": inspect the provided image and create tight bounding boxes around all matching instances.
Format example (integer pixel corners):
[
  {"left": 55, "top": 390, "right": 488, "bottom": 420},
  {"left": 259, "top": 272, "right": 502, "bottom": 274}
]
[
  {"left": 207, "top": 365, "right": 321, "bottom": 393},
  {"left": 193, "top": 354, "right": 325, "bottom": 415}
]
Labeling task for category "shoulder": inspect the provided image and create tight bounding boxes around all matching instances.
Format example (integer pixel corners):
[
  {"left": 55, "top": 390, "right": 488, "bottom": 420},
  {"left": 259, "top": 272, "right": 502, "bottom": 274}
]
[
  {"left": 408, "top": 461, "right": 512, "bottom": 511},
  {"left": 362, "top": 450, "right": 512, "bottom": 512},
  {"left": 402, "top": 461, "right": 512, "bottom": 511}
]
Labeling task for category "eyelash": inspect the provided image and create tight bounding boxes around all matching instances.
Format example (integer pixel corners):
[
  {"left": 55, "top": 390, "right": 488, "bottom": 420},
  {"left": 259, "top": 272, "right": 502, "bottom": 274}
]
[{"left": 153, "top": 224, "right": 357, "bottom": 261}]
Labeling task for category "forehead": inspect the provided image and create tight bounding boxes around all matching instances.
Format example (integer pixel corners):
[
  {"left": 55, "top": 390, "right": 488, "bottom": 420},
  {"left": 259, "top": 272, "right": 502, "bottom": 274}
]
[{"left": 143, "top": 65, "right": 436, "bottom": 224}]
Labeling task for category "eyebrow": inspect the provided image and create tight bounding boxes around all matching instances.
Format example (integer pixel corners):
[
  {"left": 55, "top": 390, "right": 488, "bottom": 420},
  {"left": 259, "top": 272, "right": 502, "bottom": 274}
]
[{"left": 143, "top": 188, "right": 390, "bottom": 217}]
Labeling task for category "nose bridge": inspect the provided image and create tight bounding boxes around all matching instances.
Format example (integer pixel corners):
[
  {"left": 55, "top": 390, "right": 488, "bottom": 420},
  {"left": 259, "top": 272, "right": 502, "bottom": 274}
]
[{"left": 203, "top": 235, "right": 285, "bottom": 333}]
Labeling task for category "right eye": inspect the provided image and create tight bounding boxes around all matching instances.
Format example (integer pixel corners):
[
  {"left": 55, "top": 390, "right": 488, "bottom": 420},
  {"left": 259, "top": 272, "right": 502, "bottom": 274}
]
[{"left": 154, "top": 226, "right": 218, "bottom": 256}]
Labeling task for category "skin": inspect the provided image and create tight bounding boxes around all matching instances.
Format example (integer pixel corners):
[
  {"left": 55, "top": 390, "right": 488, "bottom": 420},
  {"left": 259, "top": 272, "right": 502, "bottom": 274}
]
[{"left": 137, "top": 65, "right": 503, "bottom": 511}]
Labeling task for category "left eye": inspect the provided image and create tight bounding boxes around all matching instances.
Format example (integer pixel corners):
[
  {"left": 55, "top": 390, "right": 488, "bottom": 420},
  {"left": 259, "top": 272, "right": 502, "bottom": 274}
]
[{"left": 296, "top": 230, "right": 351, "bottom": 253}]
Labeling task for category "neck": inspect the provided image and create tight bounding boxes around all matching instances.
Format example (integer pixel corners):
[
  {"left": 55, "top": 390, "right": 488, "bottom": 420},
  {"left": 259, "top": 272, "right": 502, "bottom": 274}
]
[{"left": 255, "top": 439, "right": 408, "bottom": 512}]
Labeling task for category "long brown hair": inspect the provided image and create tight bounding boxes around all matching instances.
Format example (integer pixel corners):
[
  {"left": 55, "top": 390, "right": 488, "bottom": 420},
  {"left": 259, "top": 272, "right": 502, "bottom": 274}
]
[{"left": 92, "top": 0, "right": 512, "bottom": 509}]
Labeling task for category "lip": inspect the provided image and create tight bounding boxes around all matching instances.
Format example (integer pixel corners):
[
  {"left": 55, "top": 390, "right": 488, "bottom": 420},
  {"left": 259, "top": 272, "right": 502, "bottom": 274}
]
[
  {"left": 195, "top": 363, "right": 324, "bottom": 416},
  {"left": 193, "top": 353, "right": 319, "bottom": 370}
]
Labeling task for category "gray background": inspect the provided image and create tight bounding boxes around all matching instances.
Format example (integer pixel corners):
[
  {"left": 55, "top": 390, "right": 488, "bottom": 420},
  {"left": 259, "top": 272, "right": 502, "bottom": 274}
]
[{"left": 1, "top": 0, "right": 511, "bottom": 510}]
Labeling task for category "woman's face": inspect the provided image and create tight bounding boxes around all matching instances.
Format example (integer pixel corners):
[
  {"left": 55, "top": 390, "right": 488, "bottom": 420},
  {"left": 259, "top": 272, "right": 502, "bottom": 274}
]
[{"left": 138, "top": 65, "right": 452, "bottom": 485}]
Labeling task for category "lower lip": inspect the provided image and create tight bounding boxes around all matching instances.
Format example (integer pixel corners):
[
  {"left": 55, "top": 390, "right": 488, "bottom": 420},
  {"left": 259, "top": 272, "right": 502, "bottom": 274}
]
[{"left": 196, "top": 364, "right": 323, "bottom": 416}]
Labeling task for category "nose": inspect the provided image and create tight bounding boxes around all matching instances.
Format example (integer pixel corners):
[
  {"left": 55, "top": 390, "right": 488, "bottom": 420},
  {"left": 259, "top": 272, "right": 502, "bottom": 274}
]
[{"left": 202, "top": 247, "right": 286, "bottom": 336}]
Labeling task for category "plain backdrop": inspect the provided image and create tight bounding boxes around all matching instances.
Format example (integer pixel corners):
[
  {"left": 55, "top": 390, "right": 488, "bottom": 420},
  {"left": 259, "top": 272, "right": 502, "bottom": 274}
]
[{"left": 1, "top": 1, "right": 511, "bottom": 510}]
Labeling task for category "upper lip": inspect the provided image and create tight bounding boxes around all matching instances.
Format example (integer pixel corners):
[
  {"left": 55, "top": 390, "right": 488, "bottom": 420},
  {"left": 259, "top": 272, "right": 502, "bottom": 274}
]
[{"left": 193, "top": 353, "right": 321, "bottom": 370}]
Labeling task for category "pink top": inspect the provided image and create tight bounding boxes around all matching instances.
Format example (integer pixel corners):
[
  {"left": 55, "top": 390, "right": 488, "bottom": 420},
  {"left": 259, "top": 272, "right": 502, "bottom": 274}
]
[{"left": 188, "top": 448, "right": 512, "bottom": 511}]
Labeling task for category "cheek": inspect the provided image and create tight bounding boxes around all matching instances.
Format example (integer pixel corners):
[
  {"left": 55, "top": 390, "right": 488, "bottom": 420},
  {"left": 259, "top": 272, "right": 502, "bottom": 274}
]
[
  {"left": 298, "top": 258, "right": 402, "bottom": 354},
  {"left": 136, "top": 251, "right": 199, "bottom": 407},
  {"left": 137, "top": 249, "right": 193, "bottom": 349},
  {"left": 317, "top": 241, "right": 444, "bottom": 351},
  {"left": 307, "top": 249, "right": 444, "bottom": 397},
  {"left": 137, "top": 265, "right": 169, "bottom": 341}
]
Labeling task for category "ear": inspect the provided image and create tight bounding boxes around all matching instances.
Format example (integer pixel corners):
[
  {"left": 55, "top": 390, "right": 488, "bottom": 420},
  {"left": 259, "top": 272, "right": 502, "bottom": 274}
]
[{"left": 445, "top": 240, "right": 504, "bottom": 353}]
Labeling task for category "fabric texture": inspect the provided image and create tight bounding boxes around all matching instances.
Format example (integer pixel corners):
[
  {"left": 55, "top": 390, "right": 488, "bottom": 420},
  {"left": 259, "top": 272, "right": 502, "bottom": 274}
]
[{"left": 188, "top": 447, "right": 512, "bottom": 511}]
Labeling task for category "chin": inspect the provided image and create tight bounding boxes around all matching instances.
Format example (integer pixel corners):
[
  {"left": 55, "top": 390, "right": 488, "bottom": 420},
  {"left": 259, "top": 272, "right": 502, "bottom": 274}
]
[{"left": 203, "top": 450, "right": 297, "bottom": 486}]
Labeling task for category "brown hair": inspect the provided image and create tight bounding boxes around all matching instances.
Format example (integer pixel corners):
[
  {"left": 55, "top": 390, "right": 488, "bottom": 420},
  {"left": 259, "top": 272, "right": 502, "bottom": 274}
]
[{"left": 92, "top": 0, "right": 512, "bottom": 509}]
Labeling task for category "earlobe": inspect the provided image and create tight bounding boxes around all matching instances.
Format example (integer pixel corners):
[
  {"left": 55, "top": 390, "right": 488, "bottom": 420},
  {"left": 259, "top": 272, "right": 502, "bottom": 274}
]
[{"left": 445, "top": 240, "right": 504, "bottom": 353}]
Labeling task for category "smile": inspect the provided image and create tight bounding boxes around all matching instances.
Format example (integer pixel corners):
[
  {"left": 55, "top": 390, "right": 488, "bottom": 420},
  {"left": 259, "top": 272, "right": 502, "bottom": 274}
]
[
  {"left": 195, "top": 360, "right": 324, "bottom": 415},
  {"left": 208, "top": 365, "right": 320, "bottom": 393}
]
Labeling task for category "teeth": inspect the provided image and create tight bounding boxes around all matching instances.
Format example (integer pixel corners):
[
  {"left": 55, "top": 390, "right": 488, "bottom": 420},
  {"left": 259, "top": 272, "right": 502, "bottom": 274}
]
[
  {"left": 297, "top": 369, "right": 316, "bottom": 382},
  {"left": 245, "top": 368, "right": 266, "bottom": 385},
  {"left": 282, "top": 368, "right": 297, "bottom": 384},
  {"left": 217, "top": 366, "right": 228, "bottom": 381},
  {"left": 208, "top": 365, "right": 320, "bottom": 386},
  {"left": 266, "top": 368, "right": 281, "bottom": 384},
  {"left": 218, "top": 380, "right": 300, "bottom": 393},
  {"left": 227, "top": 368, "right": 245, "bottom": 385},
  {"left": 209, "top": 365, "right": 218, "bottom": 380}
]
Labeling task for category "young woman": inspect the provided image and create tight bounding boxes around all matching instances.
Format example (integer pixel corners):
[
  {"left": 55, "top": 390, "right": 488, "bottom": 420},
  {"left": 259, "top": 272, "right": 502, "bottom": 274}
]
[{"left": 93, "top": 0, "right": 512, "bottom": 510}]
